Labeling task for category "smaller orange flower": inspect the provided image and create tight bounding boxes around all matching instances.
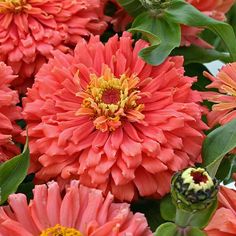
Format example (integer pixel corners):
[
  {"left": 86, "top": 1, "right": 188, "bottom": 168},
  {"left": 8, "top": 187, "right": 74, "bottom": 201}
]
[
  {"left": 202, "top": 63, "right": 236, "bottom": 127},
  {"left": 205, "top": 186, "right": 236, "bottom": 236}
]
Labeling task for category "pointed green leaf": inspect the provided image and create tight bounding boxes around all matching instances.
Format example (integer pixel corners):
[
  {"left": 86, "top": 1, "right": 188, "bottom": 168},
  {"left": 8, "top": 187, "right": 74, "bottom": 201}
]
[
  {"left": 165, "top": 0, "right": 236, "bottom": 61},
  {"left": 202, "top": 119, "right": 236, "bottom": 177},
  {"left": 0, "top": 139, "right": 29, "bottom": 204},
  {"left": 129, "top": 11, "right": 181, "bottom": 65}
]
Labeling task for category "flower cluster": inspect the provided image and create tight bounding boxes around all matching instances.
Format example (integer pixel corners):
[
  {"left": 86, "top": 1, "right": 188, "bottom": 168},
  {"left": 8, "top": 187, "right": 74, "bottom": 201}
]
[{"left": 0, "top": 0, "right": 235, "bottom": 235}]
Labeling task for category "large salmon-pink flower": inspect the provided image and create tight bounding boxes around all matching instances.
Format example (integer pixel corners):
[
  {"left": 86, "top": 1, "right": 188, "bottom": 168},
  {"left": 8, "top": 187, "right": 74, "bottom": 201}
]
[
  {"left": 0, "top": 62, "right": 22, "bottom": 162},
  {"left": 0, "top": 181, "right": 152, "bottom": 236},
  {"left": 23, "top": 32, "right": 207, "bottom": 201},
  {"left": 205, "top": 186, "right": 236, "bottom": 236},
  {"left": 0, "top": 0, "right": 107, "bottom": 86},
  {"left": 202, "top": 62, "right": 236, "bottom": 127}
]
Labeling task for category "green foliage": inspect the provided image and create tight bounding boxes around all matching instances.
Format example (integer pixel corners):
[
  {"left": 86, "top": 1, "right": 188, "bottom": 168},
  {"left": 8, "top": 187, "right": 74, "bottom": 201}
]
[
  {"left": 118, "top": 0, "right": 236, "bottom": 65},
  {"left": 0, "top": 139, "right": 29, "bottom": 204},
  {"left": 202, "top": 119, "right": 236, "bottom": 177},
  {"left": 130, "top": 12, "right": 181, "bottom": 65}
]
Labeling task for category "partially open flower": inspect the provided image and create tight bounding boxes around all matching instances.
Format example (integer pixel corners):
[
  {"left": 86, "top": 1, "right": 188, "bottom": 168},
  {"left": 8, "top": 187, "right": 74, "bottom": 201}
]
[
  {"left": 171, "top": 167, "right": 219, "bottom": 211},
  {"left": 0, "top": 181, "right": 152, "bottom": 235},
  {"left": 202, "top": 62, "right": 236, "bottom": 127}
]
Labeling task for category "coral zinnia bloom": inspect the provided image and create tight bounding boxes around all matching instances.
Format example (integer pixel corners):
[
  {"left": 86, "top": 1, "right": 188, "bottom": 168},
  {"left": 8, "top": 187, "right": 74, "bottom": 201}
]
[
  {"left": 0, "top": 62, "right": 21, "bottom": 162},
  {"left": 0, "top": 0, "right": 107, "bottom": 84},
  {"left": 202, "top": 63, "right": 236, "bottom": 127},
  {"left": 0, "top": 181, "right": 152, "bottom": 236},
  {"left": 23, "top": 32, "right": 207, "bottom": 201},
  {"left": 205, "top": 186, "right": 236, "bottom": 236}
]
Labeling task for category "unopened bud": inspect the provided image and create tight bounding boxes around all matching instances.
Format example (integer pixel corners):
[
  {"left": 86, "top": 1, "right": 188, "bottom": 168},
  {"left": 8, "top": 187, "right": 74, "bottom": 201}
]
[{"left": 171, "top": 167, "right": 219, "bottom": 211}]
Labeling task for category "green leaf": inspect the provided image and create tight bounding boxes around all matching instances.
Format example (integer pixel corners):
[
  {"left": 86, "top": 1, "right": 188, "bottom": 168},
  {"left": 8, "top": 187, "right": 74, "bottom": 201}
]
[
  {"left": 154, "top": 222, "right": 178, "bottom": 236},
  {"left": 160, "top": 194, "right": 176, "bottom": 222},
  {"left": 172, "top": 46, "right": 231, "bottom": 65},
  {"left": 202, "top": 119, "right": 236, "bottom": 177},
  {"left": 164, "top": 0, "right": 236, "bottom": 62},
  {"left": 129, "top": 12, "right": 181, "bottom": 65},
  {"left": 0, "top": 138, "right": 29, "bottom": 204},
  {"left": 216, "top": 154, "right": 236, "bottom": 184},
  {"left": 186, "top": 227, "right": 207, "bottom": 236},
  {"left": 116, "top": 0, "right": 145, "bottom": 17},
  {"left": 227, "top": 4, "right": 236, "bottom": 35},
  {"left": 188, "top": 199, "right": 218, "bottom": 229}
]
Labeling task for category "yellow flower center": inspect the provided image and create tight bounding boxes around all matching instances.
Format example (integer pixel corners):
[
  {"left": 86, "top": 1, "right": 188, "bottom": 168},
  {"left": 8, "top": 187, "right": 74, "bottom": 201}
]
[
  {"left": 0, "top": 0, "right": 27, "bottom": 13},
  {"left": 76, "top": 66, "right": 145, "bottom": 132},
  {"left": 182, "top": 168, "right": 213, "bottom": 192},
  {"left": 40, "top": 224, "right": 83, "bottom": 236}
]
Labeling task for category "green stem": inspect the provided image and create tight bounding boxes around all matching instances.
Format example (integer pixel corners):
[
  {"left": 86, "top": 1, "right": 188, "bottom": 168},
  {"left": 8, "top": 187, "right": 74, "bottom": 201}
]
[{"left": 175, "top": 208, "right": 194, "bottom": 227}]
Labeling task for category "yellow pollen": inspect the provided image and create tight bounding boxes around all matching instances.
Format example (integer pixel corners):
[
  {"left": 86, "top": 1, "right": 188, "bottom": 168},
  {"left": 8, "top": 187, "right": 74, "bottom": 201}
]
[
  {"left": 40, "top": 224, "right": 83, "bottom": 236},
  {"left": 0, "top": 0, "right": 27, "bottom": 13},
  {"left": 75, "top": 66, "right": 145, "bottom": 132}
]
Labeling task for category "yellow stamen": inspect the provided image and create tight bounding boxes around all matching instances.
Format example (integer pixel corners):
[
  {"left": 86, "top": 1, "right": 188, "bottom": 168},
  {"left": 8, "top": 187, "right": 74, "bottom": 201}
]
[
  {"left": 0, "top": 0, "right": 27, "bottom": 13},
  {"left": 40, "top": 224, "right": 83, "bottom": 236},
  {"left": 76, "top": 66, "right": 145, "bottom": 132},
  {"left": 182, "top": 168, "right": 213, "bottom": 192}
]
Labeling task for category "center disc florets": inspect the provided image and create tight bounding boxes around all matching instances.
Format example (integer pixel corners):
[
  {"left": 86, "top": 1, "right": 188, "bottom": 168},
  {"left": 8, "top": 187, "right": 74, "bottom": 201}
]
[{"left": 76, "top": 66, "right": 145, "bottom": 132}]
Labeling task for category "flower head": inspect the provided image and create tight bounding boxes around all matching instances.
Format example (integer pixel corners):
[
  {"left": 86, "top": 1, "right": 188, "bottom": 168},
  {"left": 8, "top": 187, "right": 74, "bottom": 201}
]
[
  {"left": 23, "top": 32, "right": 207, "bottom": 201},
  {"left": 171, "top": 167, "right": 219, "bottom": 211},
  {"left": 0, "top": 181, "right": 152, "bottom": 235},
  {"left": 205, "top": 186, "right": 236, "bottom": 236},
  {"left": 0, "top": 0, "right": 107, "bottom": 84},
  {"left": 0, "top": 62, "right": 22, "bottom": 162},
  {"left": 202, "top": 62, "right": 236, "bottom": 127}
]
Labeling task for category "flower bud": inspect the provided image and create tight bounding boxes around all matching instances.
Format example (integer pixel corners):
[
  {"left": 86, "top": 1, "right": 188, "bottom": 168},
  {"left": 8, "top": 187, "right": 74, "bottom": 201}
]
[{"left": 171, "top": 167, "right": 219, "bottom": 211}]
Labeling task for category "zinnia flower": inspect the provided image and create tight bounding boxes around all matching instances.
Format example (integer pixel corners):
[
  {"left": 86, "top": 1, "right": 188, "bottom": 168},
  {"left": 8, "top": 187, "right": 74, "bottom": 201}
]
[
  {"left": 202, "top": 62, "right": 236, "bottom": 127},
  {"left": 205, "top": 186, "right": 236, "bottom": 236},
  {"left": 0, "top": 0, "right": 107, "bottom": 87},
  {"left": 0, "top": 181, "right": 152, "bottom": 235},
  {"left": 23, "top": 32, "right": 207, "bottom": 201},
  {"left": 0, "top": 62, "right": 22, "bottom": 162}
]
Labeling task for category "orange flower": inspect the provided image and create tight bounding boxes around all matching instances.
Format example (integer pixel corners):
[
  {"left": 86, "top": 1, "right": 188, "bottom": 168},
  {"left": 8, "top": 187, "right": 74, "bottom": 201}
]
[
  {"left": 23, "top": 32, "right": 207, "bottom": 201},
  {"left": 202, "top": 62, "right": 236, "bottom": 127},
  {"left": 205, "top": 186, "right": 236, "bottom": 236}
]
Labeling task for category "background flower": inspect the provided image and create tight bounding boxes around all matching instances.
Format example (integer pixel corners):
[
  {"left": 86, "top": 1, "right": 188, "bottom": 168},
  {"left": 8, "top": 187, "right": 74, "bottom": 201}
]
[
  {"left": 205, "top": 186, "right": 236, "bottom": 236},
  {"left": 0, "top": 181, "right": 152, "bottom": 236},
  {"left": 0, "top": 62, "right": 21, "bottom": 163},
  {"left": 23, "top": 32, "right": 207, "bottom": 201},
  {"left": 0, "top": 0, "right": 107, "bottom": 91},
  {"left": 202, "top": 62, "right": 236, "bottom": 127}
]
